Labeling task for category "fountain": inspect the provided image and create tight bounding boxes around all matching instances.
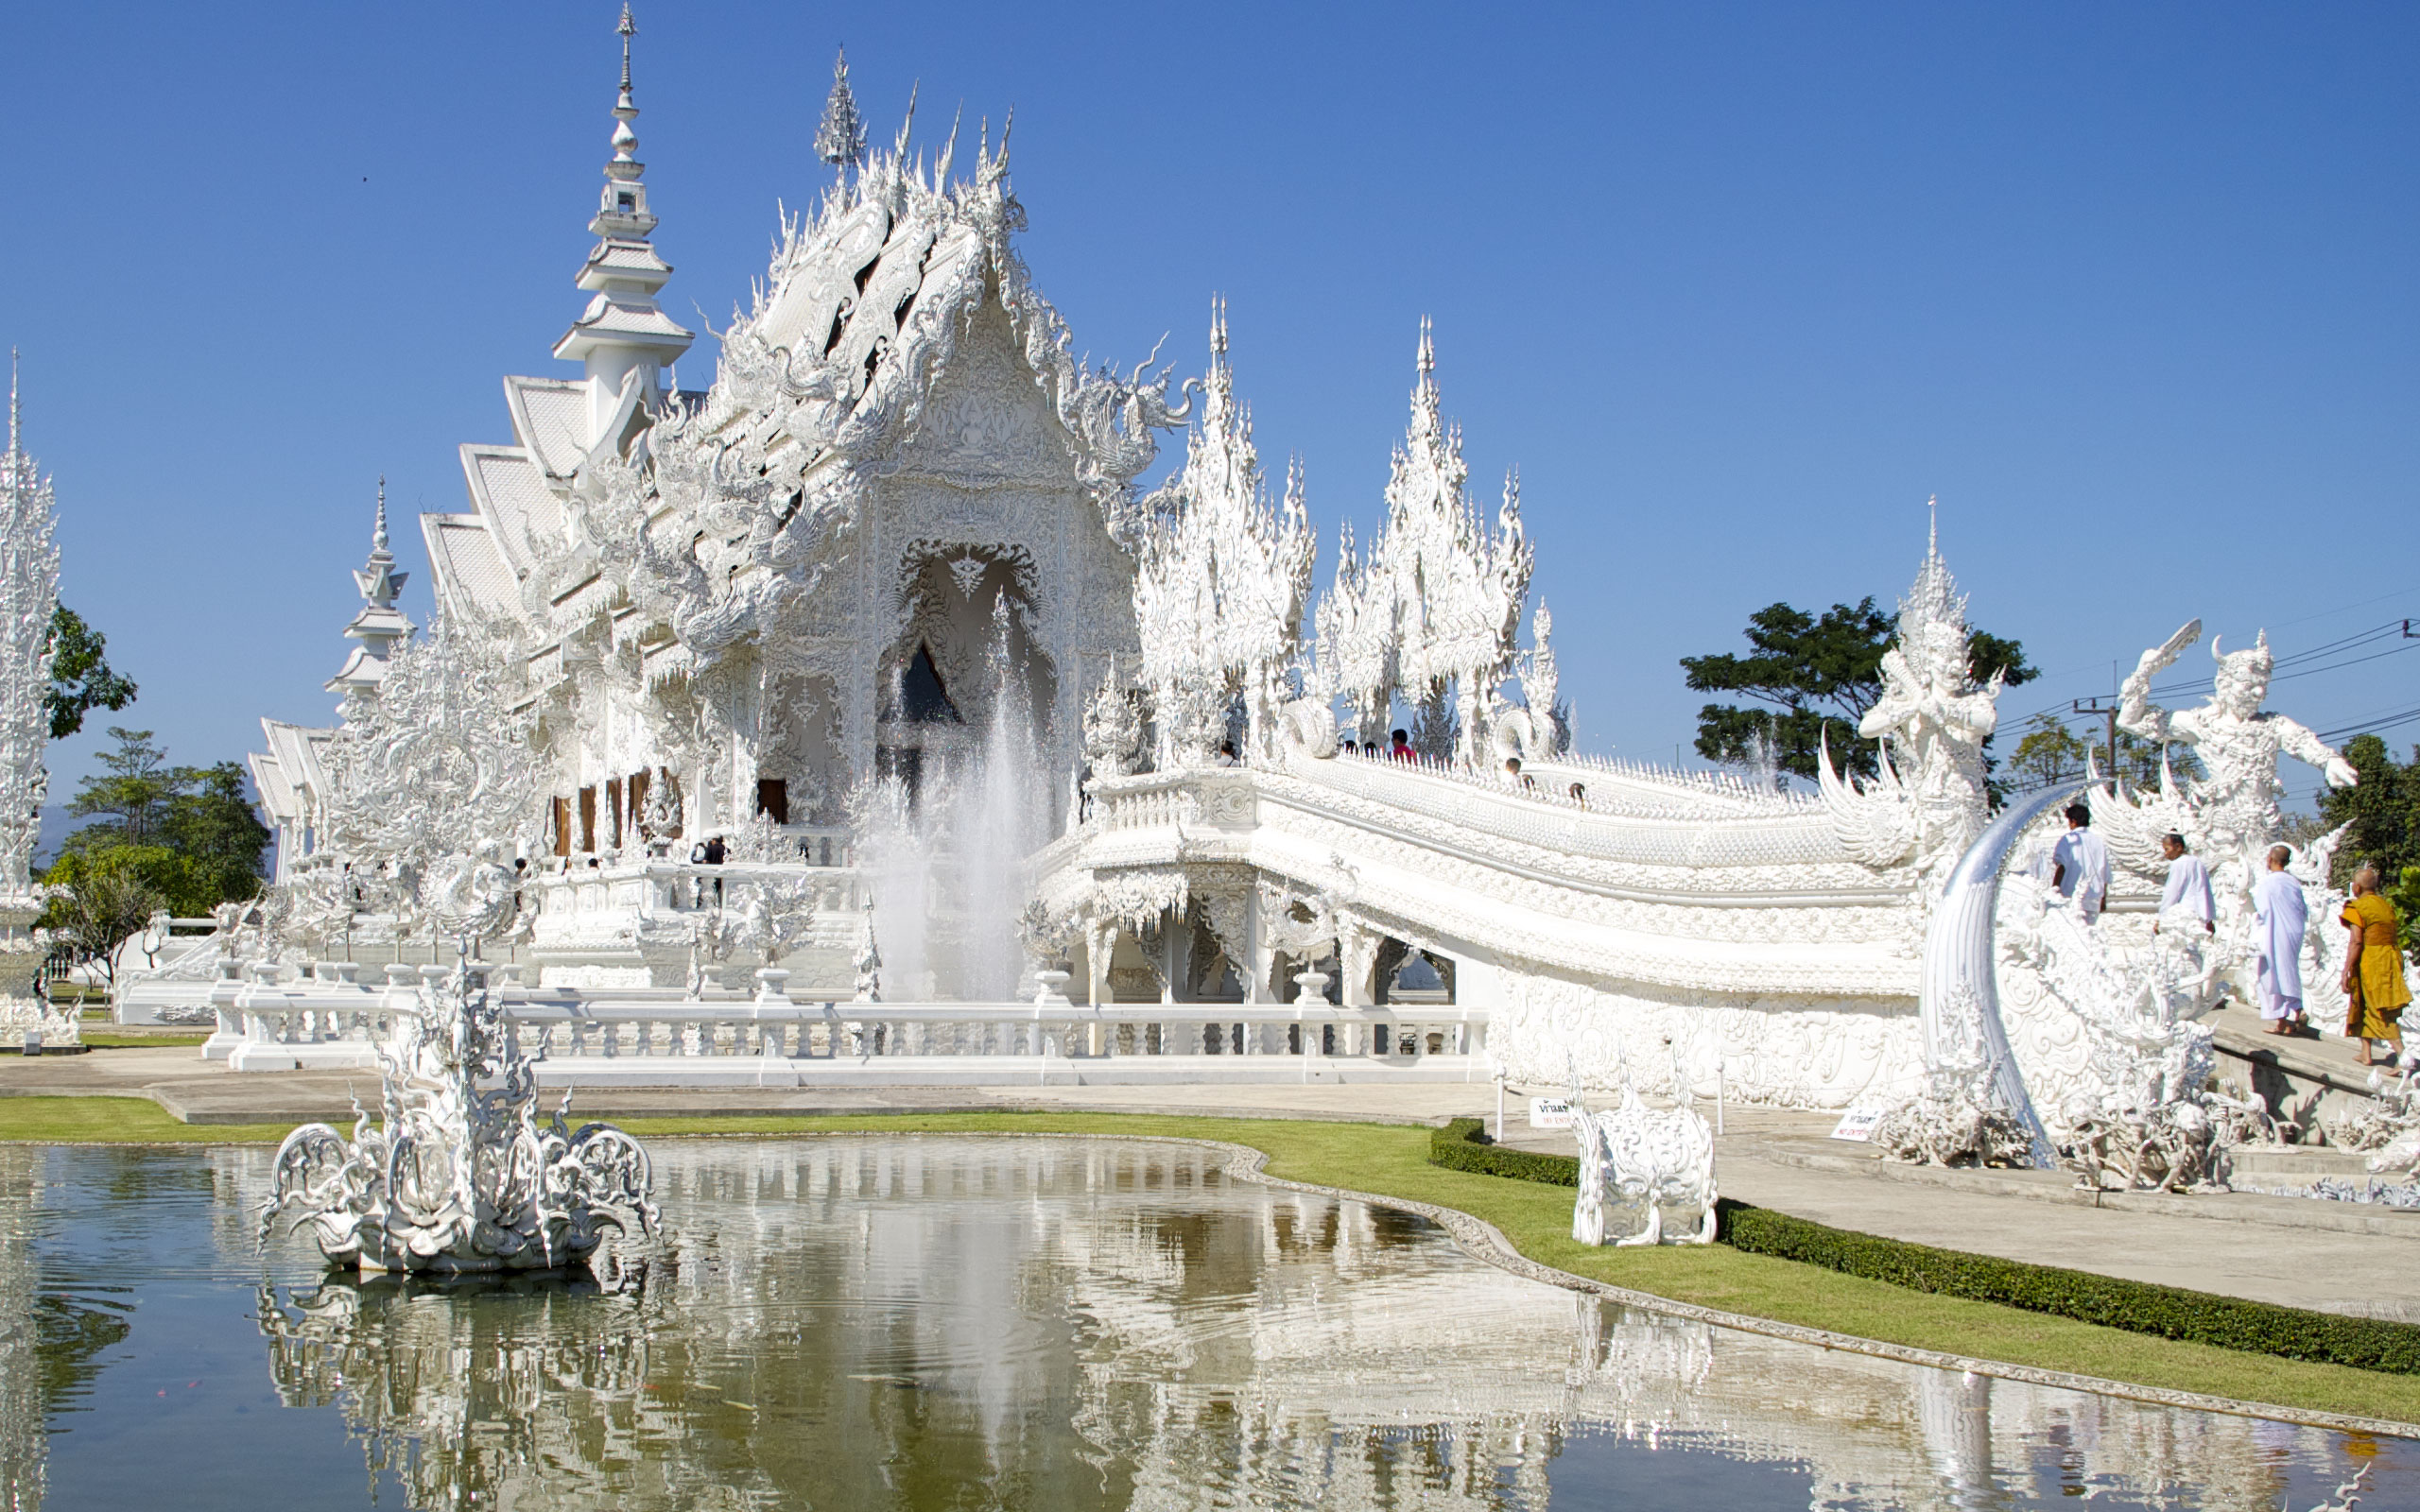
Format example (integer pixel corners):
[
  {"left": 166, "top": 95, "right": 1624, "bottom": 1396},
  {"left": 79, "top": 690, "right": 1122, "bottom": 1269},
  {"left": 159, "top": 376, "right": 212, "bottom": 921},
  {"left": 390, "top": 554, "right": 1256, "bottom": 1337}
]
[
  {"left": 258, "top": 851, "right": 658, "bottom": 1276},
  {"left": 857, "top": 600, "right": 1053, "bottom": 1004}
]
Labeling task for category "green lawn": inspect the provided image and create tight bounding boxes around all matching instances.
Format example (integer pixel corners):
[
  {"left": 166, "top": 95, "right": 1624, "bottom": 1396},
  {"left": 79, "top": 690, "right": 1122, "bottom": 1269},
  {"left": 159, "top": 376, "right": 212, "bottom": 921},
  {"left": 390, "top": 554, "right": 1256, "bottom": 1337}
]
[
  {"left": 0, "top": 1095, "right": 298, "bottom": 1143},
  {"left": 72, "top": 1033, "right": 212, "bottom": 1049},
  {"left": 6, "top": 1098, "right": 2414, "bottom": 1425}
]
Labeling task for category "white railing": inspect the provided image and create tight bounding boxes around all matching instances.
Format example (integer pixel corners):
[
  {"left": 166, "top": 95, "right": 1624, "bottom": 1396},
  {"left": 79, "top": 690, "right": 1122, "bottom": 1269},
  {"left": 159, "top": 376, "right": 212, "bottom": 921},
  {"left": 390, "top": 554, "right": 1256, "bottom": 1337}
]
[{"left": 203, "top": 960, "right": 1489, "bottom": 1087}]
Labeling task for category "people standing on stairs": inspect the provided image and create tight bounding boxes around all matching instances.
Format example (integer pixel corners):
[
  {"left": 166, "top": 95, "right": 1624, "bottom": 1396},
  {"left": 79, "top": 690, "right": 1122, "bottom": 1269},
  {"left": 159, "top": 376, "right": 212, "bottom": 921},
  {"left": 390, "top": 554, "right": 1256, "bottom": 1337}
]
[
  {"left": 2251, "top": 844, "right": 2308, "bottom": 1038},
  {"left": 2049, "top": 804, "right": 2112, "bottom": 923},
  {"left": 2154, "top": 833, "right": 2215, "bottom": 936},
  {"left": 2342, "top": 863, "right": 2411, "bottom": 1068}
]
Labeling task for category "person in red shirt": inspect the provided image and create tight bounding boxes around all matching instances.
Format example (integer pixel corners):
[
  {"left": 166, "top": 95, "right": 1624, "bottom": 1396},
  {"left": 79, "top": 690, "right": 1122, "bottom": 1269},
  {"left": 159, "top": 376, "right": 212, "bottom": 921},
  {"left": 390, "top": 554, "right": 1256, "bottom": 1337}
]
[{"left": 1390, "top": 729, "right": 1413, "bottom": 760}]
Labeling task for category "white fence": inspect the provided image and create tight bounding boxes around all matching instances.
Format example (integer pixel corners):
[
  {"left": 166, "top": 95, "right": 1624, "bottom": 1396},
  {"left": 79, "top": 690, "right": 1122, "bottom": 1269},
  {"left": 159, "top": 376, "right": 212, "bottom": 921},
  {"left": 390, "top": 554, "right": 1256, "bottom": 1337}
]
[{"left": 199, "top": 960, "right": 1489, "bottom": 1088}]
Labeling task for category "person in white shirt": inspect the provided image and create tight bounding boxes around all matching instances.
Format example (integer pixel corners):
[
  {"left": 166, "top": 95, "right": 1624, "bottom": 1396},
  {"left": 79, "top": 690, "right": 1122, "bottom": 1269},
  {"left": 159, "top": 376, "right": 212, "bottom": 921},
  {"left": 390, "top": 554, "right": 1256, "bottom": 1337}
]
[
  {"left": 2251, "top": 843, "right": 2308, "bottom": 1036},
  {"left": 2154, "top": 832, "right": 2215, "bottom": 936},
  {"left": 2049, "top": 803, "right": 2113, "bottom": 922}
]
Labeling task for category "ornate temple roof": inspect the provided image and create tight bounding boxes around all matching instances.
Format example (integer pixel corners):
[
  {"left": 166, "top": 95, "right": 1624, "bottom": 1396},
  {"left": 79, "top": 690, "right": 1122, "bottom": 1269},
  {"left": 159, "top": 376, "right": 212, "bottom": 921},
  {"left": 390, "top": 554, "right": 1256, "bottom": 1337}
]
[
  {"left": 250, "top": 717, "right": 332, "bottom": 835},
  {"left": 420, "top": 512, "right": 520, "bottom": 620},
  {"left": 413, "top": 29, "right": 1187, "bottom": 686}
]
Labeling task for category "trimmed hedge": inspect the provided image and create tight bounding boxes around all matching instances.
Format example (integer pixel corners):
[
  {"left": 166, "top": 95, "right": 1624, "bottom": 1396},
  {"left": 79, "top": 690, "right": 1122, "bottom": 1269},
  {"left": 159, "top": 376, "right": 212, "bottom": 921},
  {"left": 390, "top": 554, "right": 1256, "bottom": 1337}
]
[
  {"left": 1428, "top": 1115, "right": 2420, "bottom": 1375},
  {"left": 1430, "top": 1117, "right": 1579, "bottom": 1185}
]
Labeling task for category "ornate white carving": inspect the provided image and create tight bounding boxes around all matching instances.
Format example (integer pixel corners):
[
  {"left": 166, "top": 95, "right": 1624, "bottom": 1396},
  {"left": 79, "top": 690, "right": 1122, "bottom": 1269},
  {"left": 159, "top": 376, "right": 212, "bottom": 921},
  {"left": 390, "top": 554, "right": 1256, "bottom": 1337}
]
[
  {"left": 2118, "top": 619, "right": 2357, "bottom": 909},
  {"left": 2324, "top": 1067, "right": 2420, "bottom": 1176},
  {"left": 1869, "top": 1052, "right": 2034, "bottom": 1168},
  {"left": 0, "top": 368, "right": 68, "bottom": 1044},
  {"left": 305, "top": 614, "right": 540, "bottom": 948},
  {"left": 1568, "top": 1049, "right": 1718, "bottom": 1246},
  {"left": 0, "top": 369, "right": 56, "bottom": 914},
  {"left": 1821, "top": 513, "right": 1999, "bottom": 899},
  {"left": 1132, "top": 304, "right": 1314, "bottom": 767},
  {"left": 1311, "top": 322, "right": 1530, "bottom": 768},
  {"left": 259, "top": 954, "right": 657, "bottom": 1274}
]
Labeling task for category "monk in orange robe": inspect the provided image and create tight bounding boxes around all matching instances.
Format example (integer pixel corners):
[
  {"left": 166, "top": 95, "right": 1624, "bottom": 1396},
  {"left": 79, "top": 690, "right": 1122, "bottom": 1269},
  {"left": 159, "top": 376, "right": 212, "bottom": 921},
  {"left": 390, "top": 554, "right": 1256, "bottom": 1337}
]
[{"left": 2341, "top": 864, "right": 2413, "bottom": 1066}]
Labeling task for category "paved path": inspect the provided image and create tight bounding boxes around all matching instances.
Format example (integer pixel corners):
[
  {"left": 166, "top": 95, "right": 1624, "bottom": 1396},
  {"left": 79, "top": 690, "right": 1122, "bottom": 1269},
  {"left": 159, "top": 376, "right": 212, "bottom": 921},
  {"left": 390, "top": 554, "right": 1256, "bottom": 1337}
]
[{"left": 7, "top": 1049, "right": 2415, "bottom": 1317}]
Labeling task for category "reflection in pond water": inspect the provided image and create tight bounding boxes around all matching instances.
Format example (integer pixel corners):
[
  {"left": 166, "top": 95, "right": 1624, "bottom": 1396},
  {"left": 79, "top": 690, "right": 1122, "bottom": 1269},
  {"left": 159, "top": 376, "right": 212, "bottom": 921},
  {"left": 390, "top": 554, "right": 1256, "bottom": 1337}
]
[{"left": 1, "top": 1138, "right": 2409, "bottom": 1509}]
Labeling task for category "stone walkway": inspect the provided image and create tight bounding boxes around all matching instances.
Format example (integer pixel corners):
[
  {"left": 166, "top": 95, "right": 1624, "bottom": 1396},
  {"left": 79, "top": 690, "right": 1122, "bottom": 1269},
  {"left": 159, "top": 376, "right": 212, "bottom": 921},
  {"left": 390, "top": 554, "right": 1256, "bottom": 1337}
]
[{"left": 7, "top": 1047, "right": 2415, "bottom": 1318}]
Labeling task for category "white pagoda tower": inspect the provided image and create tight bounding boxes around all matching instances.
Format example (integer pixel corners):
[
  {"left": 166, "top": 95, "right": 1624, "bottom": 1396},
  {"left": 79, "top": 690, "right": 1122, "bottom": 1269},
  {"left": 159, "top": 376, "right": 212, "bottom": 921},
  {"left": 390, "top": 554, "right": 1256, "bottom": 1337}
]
[
  {"left": 0, "top": 353, "right": 72, "bottom": 1044},
  {"left": 325, "top": 479, "right": 411, "bottom": 698}
]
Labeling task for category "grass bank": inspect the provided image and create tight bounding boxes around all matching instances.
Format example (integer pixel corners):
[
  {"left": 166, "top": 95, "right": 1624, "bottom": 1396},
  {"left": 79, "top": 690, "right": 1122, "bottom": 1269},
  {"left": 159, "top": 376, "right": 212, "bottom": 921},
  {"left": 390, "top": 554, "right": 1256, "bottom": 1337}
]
[{"left": 6, "top": 1098, "right": 2414, "bottom": 1425}]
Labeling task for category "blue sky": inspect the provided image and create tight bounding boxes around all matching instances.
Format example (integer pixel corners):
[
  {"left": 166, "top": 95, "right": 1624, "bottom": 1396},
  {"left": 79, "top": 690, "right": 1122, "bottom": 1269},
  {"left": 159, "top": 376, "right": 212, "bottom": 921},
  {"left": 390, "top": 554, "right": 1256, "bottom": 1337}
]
[{"left": 5, "top": 2, "right": 2415, "bottom": 819}]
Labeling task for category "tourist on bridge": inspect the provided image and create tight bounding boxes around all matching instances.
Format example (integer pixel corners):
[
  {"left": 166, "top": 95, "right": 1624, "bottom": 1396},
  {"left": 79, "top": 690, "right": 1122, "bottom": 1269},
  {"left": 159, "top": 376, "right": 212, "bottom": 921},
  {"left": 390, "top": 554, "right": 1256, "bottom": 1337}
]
[
  {"left": 2341, "top": 864, "right": 2411, "bottom": 1067},
  {"left": 2154, "top": 833, "right": 2215, "bottom": 936},
  {"left": 2049, "top": 804, "right": 2112, "bottom": 922},
  {"left": 1390, "top": 729, "right": 1414, "bottom": 761},
  {"left": 2251, "top": 844, "right": 2308, "bottom": 1037}
]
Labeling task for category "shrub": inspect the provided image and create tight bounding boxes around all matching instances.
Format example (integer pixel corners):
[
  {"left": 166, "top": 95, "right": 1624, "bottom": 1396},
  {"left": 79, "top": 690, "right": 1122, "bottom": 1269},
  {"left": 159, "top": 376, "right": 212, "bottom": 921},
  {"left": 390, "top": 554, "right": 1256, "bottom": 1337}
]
[
  {"left": 1427, "top": 1115, "right": 2420, "bottom": 1374},
  {"left": 1430, "top": 1117, "right": 1579, "bottom": 1185},
  {"left": 1721, "top": 1204, "right": 2420, "bottom": 1374}
]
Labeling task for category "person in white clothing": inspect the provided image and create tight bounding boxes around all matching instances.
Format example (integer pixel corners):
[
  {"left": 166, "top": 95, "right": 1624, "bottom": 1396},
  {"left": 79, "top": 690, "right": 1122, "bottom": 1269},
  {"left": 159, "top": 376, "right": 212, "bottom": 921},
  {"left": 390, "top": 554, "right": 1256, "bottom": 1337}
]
[
  {"left": 2250, "top": 843, "right": 2308, "bottom": 1036},
  {"left": 2049, "top": 803, "right": 2113, "bottom": 922},
  {"left": 2154, "top": 832, "right": 2215, "bottom": 936}
]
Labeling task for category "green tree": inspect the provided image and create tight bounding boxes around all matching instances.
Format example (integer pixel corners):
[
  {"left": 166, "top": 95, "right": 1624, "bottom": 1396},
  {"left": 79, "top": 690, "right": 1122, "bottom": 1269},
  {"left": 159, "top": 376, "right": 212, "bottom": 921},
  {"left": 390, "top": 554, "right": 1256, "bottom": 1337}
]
[
  {"left": 45, "top": 606, "right": 136, "bottom": 740},
  {"left": 61, "top": 727, "right": 175, "bottom": 848},
  {"left": 158, "top": 761, "right": 273, "bottom": 903},
  {"left": 2316, "top": 735, "right": 2420, "bottom": 889},
  {"left": 2391, "top": 868, "right": 2420, "bottom": 965},
  {"left": 1681, "top": 598, "right": 2037, "bottom": 784},
  {"left": 2009, "top": 713, "right": 2090, "bottom": 791},
  {"left": 52, "top": 729, "right": 271, "bottom": 914},
  {"left": 37, "top": 848, "right": 167, "bottom": 987},
  {"left": 2006, "top": 712, "right": 2206, "bottom": 795}
]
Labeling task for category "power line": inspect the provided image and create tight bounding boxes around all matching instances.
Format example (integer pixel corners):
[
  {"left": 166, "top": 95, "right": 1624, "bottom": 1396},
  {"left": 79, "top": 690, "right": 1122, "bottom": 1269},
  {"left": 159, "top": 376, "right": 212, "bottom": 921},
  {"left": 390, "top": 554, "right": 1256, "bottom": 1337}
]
[
  {"left": 2143, "top": 622, "right": 2412, "bottom": 699},
  {"left": 2321, "top": 705, "right": 2420, "bottom": 744},
  {"left": 2012, "top": 617, "right": 2419, "bottom": 728}
]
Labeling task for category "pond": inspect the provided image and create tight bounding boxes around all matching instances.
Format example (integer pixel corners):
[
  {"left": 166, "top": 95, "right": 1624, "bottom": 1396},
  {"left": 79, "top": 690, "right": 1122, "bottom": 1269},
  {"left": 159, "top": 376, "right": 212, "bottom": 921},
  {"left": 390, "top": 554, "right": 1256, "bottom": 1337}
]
[{"left": 0, "top": 1136, "right": 2405, "bottom": 1509}]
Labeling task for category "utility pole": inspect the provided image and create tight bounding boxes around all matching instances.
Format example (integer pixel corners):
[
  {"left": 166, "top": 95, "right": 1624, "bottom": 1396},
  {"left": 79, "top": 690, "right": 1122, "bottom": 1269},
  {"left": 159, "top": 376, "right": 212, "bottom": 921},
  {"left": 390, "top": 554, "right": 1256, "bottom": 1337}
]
[{"left": 2073, "top": 697, "right": 2121, "bottom": 785}]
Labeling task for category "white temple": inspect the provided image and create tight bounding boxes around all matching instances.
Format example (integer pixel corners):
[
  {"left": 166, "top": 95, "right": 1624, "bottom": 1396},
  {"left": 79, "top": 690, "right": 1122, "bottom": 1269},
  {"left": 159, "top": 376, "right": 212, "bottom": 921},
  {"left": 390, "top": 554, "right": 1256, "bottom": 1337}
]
[{"left": 198, "top": 18, "right": 2363, "bottom": 1160}]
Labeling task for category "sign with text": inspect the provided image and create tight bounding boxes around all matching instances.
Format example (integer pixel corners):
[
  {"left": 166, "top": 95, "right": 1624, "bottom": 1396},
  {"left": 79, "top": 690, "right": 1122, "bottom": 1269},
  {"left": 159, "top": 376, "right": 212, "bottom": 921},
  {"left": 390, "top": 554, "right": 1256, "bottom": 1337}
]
[
  {"left": 1829, "top": 1106, "right": 1884, "bottom": 1143},
  {"left": 1528, "top": 1097, "right": 1575, "bottom": 1129}
]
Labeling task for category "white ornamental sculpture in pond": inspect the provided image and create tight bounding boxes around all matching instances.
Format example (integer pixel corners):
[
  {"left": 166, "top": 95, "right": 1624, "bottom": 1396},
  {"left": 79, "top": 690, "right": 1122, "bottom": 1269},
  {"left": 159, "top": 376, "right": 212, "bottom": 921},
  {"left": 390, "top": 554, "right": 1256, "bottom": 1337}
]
[
  {"left": 259, "top": 948, "right": 657, "bottom": 1275},
  {"left": 1567, "top": 1050, "right": 1718, "bottom": 1247},
  {"left": 1821, "top": 510, "right": 2001, "bottom": 902},
  {"left": 0, "top": 358, "right": 70, "bottom": 1046}
]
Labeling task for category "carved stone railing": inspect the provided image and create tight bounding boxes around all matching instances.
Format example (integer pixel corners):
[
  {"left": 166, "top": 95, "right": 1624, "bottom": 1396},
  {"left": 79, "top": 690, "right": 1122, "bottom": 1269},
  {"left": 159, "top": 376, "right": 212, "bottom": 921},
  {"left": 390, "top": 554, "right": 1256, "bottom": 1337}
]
[
  {"left": 527, "top": 857, "right": 863, "bottom": 954},
  {"left": 204, "top": 965, "right": 1488, "bottom": 1086}
]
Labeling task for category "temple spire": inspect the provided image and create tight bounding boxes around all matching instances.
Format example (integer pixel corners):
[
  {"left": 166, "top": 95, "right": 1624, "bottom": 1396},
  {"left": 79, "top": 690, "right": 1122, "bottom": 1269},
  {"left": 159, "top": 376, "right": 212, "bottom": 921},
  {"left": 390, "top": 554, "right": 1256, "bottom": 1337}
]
[
  {"left": 594, "top": 3, "right": 653, "bottom": 240},
  {"left": 330, "top": 478, "right": 411, "bottom": 700},
  {"left": 6, "top": 348, "right": 18, "bottom": 459},
  {"left": 816, "top": 46, "right": 867, "bottom": 169},
  {"left": 554, "top": 4, "right": 692, "bottom": 446}
]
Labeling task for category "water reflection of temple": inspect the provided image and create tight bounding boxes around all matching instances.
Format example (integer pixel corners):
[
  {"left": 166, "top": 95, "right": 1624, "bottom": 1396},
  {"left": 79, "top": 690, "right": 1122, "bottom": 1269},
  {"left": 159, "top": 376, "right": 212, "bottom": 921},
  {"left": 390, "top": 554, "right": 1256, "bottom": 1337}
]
[
  {"left": 247, "top": 1139, "right": 2336, "bottom": 1511},
  {"left": 0, "top": 1150, "right": 44, "bottom": 1512}
]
